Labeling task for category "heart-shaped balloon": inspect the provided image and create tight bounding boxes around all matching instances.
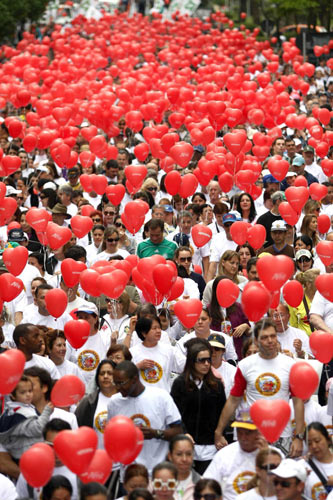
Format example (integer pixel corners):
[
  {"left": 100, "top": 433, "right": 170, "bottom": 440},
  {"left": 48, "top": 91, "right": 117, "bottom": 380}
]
[
  {"left": 282, "top": 280, "right": 304, "bottom": 308},
  {"left": 241, "top": 281, "right": 271, "bottom": 321},
  {"left": 104, "top": 416, "right": 143, "bottom": 465},
  {"left": 285, "top": 186, "right": 309, "bottom": 213},
  {"left": 3, "top": 246, "right": 28, "bottom": 276},
  {"left": 0, "top": 273, "right": 24, "bottom": 302},
  {"left": 90, "top": 174, "right": 108, "bottom": 195},
  {"left": 164, "top": 171, "right": 182, "bottom": 196},
  {"left": 0, "top": 197, "right": 18, "bottom": 225},
  {"left": 153, "top": 263, "right": 177, "bottom": 296},
  {"left": 125, "top": 165, "right": 148, "bottom": 188},
  {"left": 169, "top": 142, "right": 193, "bottom": 168},
  {"left": 257, "top": 255, "right": 294, "bottom": 291},
  {"left": 316, "top": 241, "right": 333, "bottom": 266},
  {"left": 79, "top": 151, "right": 96, "bottom": 168},
  {"left": 174, "top": 299, "right": 203, "bottom": 328},
  {"left": 0, "top": 181, "right": 6, "bottom": 201},
  {"left": 250, "top": 399, "right": 291, "bottom": 443},
  {"left": 278, "top": 202, "right": 299, "bottom": 226},
  {"left": 309, "top": 330, "right": 333, "bottom": 363},
  {"left": 191, "top": 224, "right": 212, "bottom": 248},
  {"left": 20, "top": 443, "right": 55, "bottom": 488},
  {"left": 247, "top": 225, "right": 266, "bottom": 250},
  {"left": 2, "top": 155, "right": 22, "bottom": 175},
  {"left": 309, "top": 183, "right": 328, "bottom": 201},
  {"left": 167, "top": 277, "right": 185, "bottom": 301},
  {"left": 289, "top": 362, "right": 319, "bottom": 400},
  {"left": 315, "top": 274, "right": 333, "bottom": 302},
  {"left": 80, "top": 269, "right": 101, "bottom": 297},
  {"left": 70, "top": 215, "right": 93, "bottom": 239},
  {"left": 216, "top": 279, "right": 240, "bottom": 308},
  {"left": 26, "top": 208, "right": 50, "bottom": 232},
  {"left": 97, "top": 270, "right": 128, "bottom": 299},
  {"left": 51, "top": 375, "right": 86, "bottom": 407},
  {"left": 105, "top": 184, "right": 126, "bottom": 206},
  {"left": 0, "top": 349, "right": 26, "bottom": 394},
  {"left": 267, "top": 156, "right": 289, "bottom": 181},
  {"left": 64, "top": 319, "right": 90, "bottom": 349},
  {"left": 54, "top": 427, "right": 98, "bottom": 474},
  {"left": 45, "top": 289, "right": 68, "bottom": 318},
  {"left": 79, "top": 449, "right": 113, "bottom": 484},
  {"left": 179, "top": 173, "right": 198, "bottom": 198},
  {"left": 223, "top": 131, "right": 247, "bottom": 156},
  {"left": 46, "top": 222, "right": 72, "bottom": 250},
  {"left": 230, "top": 221, "right": 249, "bottom": 245},
  {"left": 317, "top": 214, "right": 331, "bottom": 234}
]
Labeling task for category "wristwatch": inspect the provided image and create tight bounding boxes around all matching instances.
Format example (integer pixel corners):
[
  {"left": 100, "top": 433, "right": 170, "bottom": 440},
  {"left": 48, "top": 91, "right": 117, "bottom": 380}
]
[
  {"left": 156, "top": 429, "right": 165, "bottom": 440},
  {"left": 295, "top": 432, "right": 305, "bottom": 440}
]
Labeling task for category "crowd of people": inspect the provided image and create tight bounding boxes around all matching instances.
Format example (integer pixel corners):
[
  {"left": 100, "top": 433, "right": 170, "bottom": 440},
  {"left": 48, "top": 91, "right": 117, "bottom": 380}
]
[{"left": 0, "top": 5, "right": 332, "bottom": 500}]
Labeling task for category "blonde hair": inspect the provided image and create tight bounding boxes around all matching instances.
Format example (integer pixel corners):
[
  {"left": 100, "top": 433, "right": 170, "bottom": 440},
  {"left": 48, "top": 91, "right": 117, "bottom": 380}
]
[
  {"left": 218, "top": 250, "right": 240, "bottom": 282},
  {"left": 142, "top": 178, "right": 158, "bottom": 191},
  {"left": 295, "top": 268, "right": 320, "bottom": 287}
]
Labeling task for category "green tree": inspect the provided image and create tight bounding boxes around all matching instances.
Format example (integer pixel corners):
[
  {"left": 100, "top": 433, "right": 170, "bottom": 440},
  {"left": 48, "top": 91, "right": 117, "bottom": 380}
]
[{"left": 0, "top": 0, "right": 49, "bottom": 42}]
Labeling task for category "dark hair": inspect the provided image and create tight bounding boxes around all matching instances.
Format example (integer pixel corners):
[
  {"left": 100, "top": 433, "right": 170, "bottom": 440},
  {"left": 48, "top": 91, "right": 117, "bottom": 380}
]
[
  {"left": 253, "top": 319, "right": 276, "bottom": 339},
  {"left": 173, "top": 246, "right": 193, "bottom": 259},
  {"left": 236, "top": 243, "right": 256, "bottom": 259},
  {"left": 106, "top": 159, "right": 119, "bottom": 170},
  {"left": 152, "top": 461, "right": 178, "bottom": 480},
  {"left": 29, "top": 252, "right": 46, "bottom": 271},
  {"left": 129, "top": 489, "right": 153, "bottom": 500},
  {"left": 236, "top": 193, "right": 256, "bottom": 222},
  {"left": 43, "top": 418, "right": 71, "bottom": 439},
  {"left": 114, "top": 360, "right": 139, "bottom": 379},
  {"left": 242, "top": 337, "right": 258, "bottom": 358},
  {"left": 183, "top": 340, "right": 219, "bottom": 392},
  {"left": 92, "top": 224, "right": 105, "bottom": 233},
  {"left": 137, "top": 303, "right": 157, "bottom": 319},
  {"left": 124, "top": 463, "right": 149, "bottom": 485},
  {"left": 192, "top": 192, "right": 206, "bottom": 202},
  {"left": 246, "top": 257, "right": 258, "bottom": 274},
  {"left": 36, "top": 284, "right": 53, "bottom": 297},
  {"left": 107, "top": 343, "right": 132, "bottom": 361},
  {"left": 24, "top": 366, "right": 53, "bottom": 401},
  {"left": 307, "top": 422, "right": 331, "bottom": 445},
  {"left": 149, "top": 218, "right": 164, "bottom": 232},
  {"left": 95, "top": 359, "right": 116, "bottom": 389},
  {"left": 135, "top": 316, "right": 161, "bottom": 341},
  {"left": 194, "top": 479, "right": 222, "bottom": 497},
  {"left": 210, "top": 275, "right": 237, "bottom": 325},
  {"left": 294, "top": 234, "right": 313, "bottom": 251},
  {"left": 64, "top": 245, "right": 87, "bottom": 261},
  {"left": 80, "top": 482, "right": 107, "bottom": 499},
  {"left": 169, "top": 434, "right": 194, "bottom": 453},
  {"left": 46, "top": 329, "right": 66, "bottom": 352},
  {"left": 13, "top": 323, "right": 35, "bottom": 347},
  {"left": 40, "top": 189, "right": 58, "bottom": 209},
  {"left": 41, "top": 475, "right": 73, "bottom": 500},
  {"left": 11, "top": 375, "right": 33, "bottom": 397}
]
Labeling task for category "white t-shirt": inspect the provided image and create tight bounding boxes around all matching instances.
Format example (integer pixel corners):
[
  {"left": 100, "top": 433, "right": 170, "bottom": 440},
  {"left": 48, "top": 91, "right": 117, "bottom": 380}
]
[
  {"left": 91, "top": 248, "right": 130, "bottom": 265},
  {"left": 318, "top": 405, "right": 333, "bottom": 438},
  {"left": 303, "top": 457, "right": 333, "bottom": 500},
  {"left": 177, "top": 330, "right": 238, "bottom": 363},
  {"left": 238, "top": 489, "right": 276, "bottom": 500},
  {"left": 204, "top": 441, "right": 257, "bottom": 500},
  {"left": 22, "top": 309, "right": 73, "bottom": 330},
  {"left": 107, "top": 386, "right": 181, "bottom": 473},
  {"left": 214, "top": 361, "right": 237, "bottom": 398},
  {"left": 55, "top": 358, "right": 84, "bottom": 381},
  {"left": 310, "top": 292, "right": 333, "bottom": 331},
  {"left": 100, "top": 314, "right": 130, "bottom": 345},
  {"left": 93, "top": 391, "right": 110, "bottom": 449},
  {"left": 66, "top": 332, "right": 109, "bottom": 385},
  {"left": 25, "top": 354, "right": 60, "bottom": 380},
  {"left": 130, "top": 342, "right": 185, "bottom": 392},
  {"left": 17, "top": 264, "right": 41, "bottom": 304},
  {"left": 277, "top": 326, "right": 312, "bottom": 356},
  {"left": 0, "top": 473, "right": 17, "bottom": 500},
  {"left": 16, "top": 464, "right": 78, "bottom": 500},
  {"left": 230, "top": 353, "right": 296, "bottom": 437},
  {"left": 209, "top": 233, "right": 237, "bottom": 263}
]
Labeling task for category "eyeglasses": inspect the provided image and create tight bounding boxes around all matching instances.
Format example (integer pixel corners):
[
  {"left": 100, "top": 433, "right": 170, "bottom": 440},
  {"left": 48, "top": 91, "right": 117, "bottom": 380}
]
[
  {"left": 92, "top": 218, "right": 101, "bottom": 222},
  {"left": 105, "top": 298, "right": 120, "bottom": 304},
  {"left": 147, "top": 187, "right": 158, "bottom": 192},
  {"left": 273, "top": 479, "right": 295, "bottom": 488},
  {"left": 114, "top": 379, "right": 131, "bottom": 387},
  {"left": 115, "top": 222, "right": 125, "bottom": 229},
  {"left": 194, "top": 494, "right": 218, "bottom": 500},
  {"left": 104, "top": 211, "right": 115, "bottom": 216},
  {"left": 179, "top": 257, "right": 192, "bottom": 262},
  {"left": 40, "top": 195, "right": 46, "bottom": 199},
  {"left": 195, "top": 357, "right": 212, "bottom": 364},
  {"left": 153, "top": 479, "right": 177, "bottom": 491},
  {"left": 107, "top": 238, "right": 119, "bottom": 243},
  {"left": 260, "top": 463, "right": 279, "bottom": 471}
]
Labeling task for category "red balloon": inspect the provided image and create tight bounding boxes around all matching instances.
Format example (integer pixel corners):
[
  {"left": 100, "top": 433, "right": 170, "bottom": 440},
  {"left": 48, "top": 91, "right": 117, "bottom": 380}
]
[
  {"left": 125, "top": 165, "right": 148, "bottom": 188},
  {"left": 174, "top": 299, "right": 203, "bottom": 328},
  {"left": 169, "top": 142, "right": 193, "bottom": 168},
  {"left": 81, "top": 205, "right": 96, "bottom": 217},
  {"left": 218, "top": 172, "right": 234, "bottom": 193},
  {"left": 317, "top": 214, "right": 331, "bottom": 234},
  {"left": 64, "top": 319, "right": 90, "bottom": 349},
  {"left": 97, "top": 270, "right": 128, "bottom": 299},
  {"left": 61, "top": 258, "right": 87, "bottom": 288},
  {"left": 3, "top": 246, "right": 28, "bottom": 276},
  {"left": 46, "top": 222, "right": 72, "bottom": 250},
  {"left": 51, "top": 375, "right": 86, "bottom": 407},
  {"left": 309, "top": 183, "right": 328, "bottom": 201},
  {"left": 191, "top": 224, "right": 212, "bottom": 248},
  {"left": 250, "top": 400, "right": 291, "bottom": 443},
  {"left": 257, "top": 255, "right": 294, "bottom": 291},
  {"left": 282, "top": 280, "right": 304, "bottom": 307},
  {"left": 80, "top": 269, "right": 101, "bottom": 297},
  {"left": 105, "top": 184, "right": 126, "bottom": 206},
  {"left": 247, "top": 225, "right": 266, "bottom": 250},
  {"left": 242, "top": 281, "right": 271, "bottom": 321},
  {"left": 316, "top": 241, "right": 333, "bottom": 266},
  {"left": 278, "top": 202, "right": 299, "bottom": 226},
  {"left": 267, "top": 156, "right": 289, "bottom": 181},
  {"left": 153, "top": 263, "right": 177, "bottom": 296},
  {"left": 0, "top": 273, "right": 24, "bottom": 301},
  {"left": 45, "top": 289, "right": 68, "bottom": 318},
  {"left": 179, "top": 174, "right": 198, "bottom": 198},
  {"left": 0, "top": 349, "right": 26, "bottom": 394},
  {"left": 90, "top": 135, "right": 107, "bottom": 157},
  {"left": 285, "top": 186, "right": 309, "bottom": 213},
  {"left": 216, "top": 279, "right": 239, "bottom": 307},
  {"left": 2, "top": 155, "right": 22, "bottom": 175},
  {"left": 91, "top": 175, "right": 108, "bottom": 195},
  {"left": 104, "top": 415, "right": 143, "bottom": 465},
  {"left": 80, "top": 449, "right": 113, "bottom": 484},
  {"left": 310, "top": 330, "right": 333, "bottom": 363},
  {"left": 134, "top": 143, "right": 150, "bottom": 162},
  {"left": 289, "top": 362, "right": 319, "bottom": 400},
  {"left": 54, "top": 427, "right": 98, "bottom": 474},
  {"left": 315, "top": 274, "right": 333, "bottom": 302},
  {"left": 230, "top": 221, "right": 249, "bottom": 245},
  {"left": 79, "top": 151, "right": 96, "bottom": 168},
  {"left": 121, "top": 212, "right": 145, "bottom": 235},
  {"left": 0, "top": 197, "right": 18, "bottom": 225},
  {"left": 167, "top": 277, "right": 185, "bottom": 301},
  {"left": 165, "top": 171, "right": 182, "bottom": 196},
  {"left": 71, "top": 215, "right": 93, "bottom": 238},
  {"left": 294, "top": 175, "right": 308, "bottom": 188},
  {"left": 26, "top": 208, "right": 50, "bottom": 232},
  {"left": 224, "top": 131, "right": 247, "bottom": 155},
  {"left": 20, "top": 443, "right": 55, "bottom": 488},
  {"left": 80, "top": 174, "right": 93, "bottom": 193}
]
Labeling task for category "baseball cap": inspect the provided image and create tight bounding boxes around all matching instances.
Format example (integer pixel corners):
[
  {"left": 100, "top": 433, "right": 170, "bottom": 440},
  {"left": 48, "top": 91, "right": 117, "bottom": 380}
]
[
  {"left": 295, "top": 249, "right": 312, "bottom": 260},
  {"left": 6, "top": 186, "right": 22, "bottom": 196},
  {"left": 74, "top": 303, "right": 99, "bottom": 315},
  {"left": 208, "top": 334, "right": 225, "bottom": 349},
  {"left": 7, "top": 228, "right": 27, "bottom": 242},
  {"left": 271, "top": 191, "right": 286, "bottom": 202},
  {"left": 231, "top": 408, "right": 257, "bottom": 431},
  {"left": 272, "top": 459, "right": 307, "bottom": 482},
  {"left": 263, "top": 174, "right": 280, "bottom": 184},
  {"left": 303, "top": 145, "right": 315, "bottom": 154},
  {"left": 163, "top": 205, "right": 174, "bottom": 213},
  {"left": 43, "top": 182, "right": 57, "bottom": 191},
  {"left": 271, "top": 220, "right": 287, "bottom": 232},
  {"left": 286, "top": 171, "right": 297, "bottom": 178},
  {"left": 294, "top": 138, "right": 302, "bottom": 147},
  {"left": 222, "top": 213, "right": 238, "bottom": 224},
  {"left": 292, "top": 156, "right": 305, "bottom": 167},
  {"left": 36, "top": 165, "right": 49, "bottom": 173}
]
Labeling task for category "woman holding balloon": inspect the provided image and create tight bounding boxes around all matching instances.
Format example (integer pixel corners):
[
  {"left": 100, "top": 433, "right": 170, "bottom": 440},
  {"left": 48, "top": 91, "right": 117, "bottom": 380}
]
[{"left": 92, "top": 226, "right": 130, "bottom": 263}]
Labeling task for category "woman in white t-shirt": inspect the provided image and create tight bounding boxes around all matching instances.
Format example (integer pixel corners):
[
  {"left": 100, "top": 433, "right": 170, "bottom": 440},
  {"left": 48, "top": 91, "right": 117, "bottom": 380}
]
[
  {"left": 46, "top": 329, "right": 84, "bottom": 382},
  {"left": 100, "top": 292, "right": 131, "bottom": 346},
  {"left": 304, "top": 422, "right": 333, "bottom": 500},
  {"left": 92, "top": 226, "right": 130, "bottom": 264},
  {"left": 238, "top": 448, "right": 281, "bottom": 500}
]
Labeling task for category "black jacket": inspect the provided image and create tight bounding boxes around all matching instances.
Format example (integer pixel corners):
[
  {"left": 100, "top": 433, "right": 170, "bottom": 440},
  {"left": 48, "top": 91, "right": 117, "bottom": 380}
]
[
  {"left": 171, "top": 375, "right": 226, "bottom": 445},
  {"left": 75, "top": 390, "right": 99, "bottom": 427}
]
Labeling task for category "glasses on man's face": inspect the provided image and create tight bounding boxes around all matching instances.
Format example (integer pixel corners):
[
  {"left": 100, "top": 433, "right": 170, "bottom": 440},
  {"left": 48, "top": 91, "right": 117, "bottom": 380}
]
[
  {"left": 104, "top": 211, "right": 115, "bottom": 216},
  {"left": 194, "top": 494, "right": 217, "bottom": 500},
  {"left": 195, "top": 357, "right": 212, "bottom": 364},
  {"left": 273, "top": 478, "right": 295, "bottom": 488},
  {"left": 114, "top": 378, "right": 131, "bottom": 387},
  {"left": 179, "top": 257, "right": 192, "bottom": 263},
  {"left": 147, "top": 187, "right": 157, "bottom": 192},
  {"left": 107, "top": 238, "right": 119, "bottom": 243},
  {"left": 92, "top": 218, "right": 101, "bottom": 223},
  {"left": 153, "top": 479, "right": 177, "bottom": 491},
  {"left": 259, "top": 463, "right": 279, "bottom": 471}
]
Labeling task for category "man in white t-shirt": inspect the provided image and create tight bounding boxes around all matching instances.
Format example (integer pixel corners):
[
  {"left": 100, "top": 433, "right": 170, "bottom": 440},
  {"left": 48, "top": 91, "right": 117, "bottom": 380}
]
[
  {"left": 269, "top": 303, "right": 313, "bottom": 358},
  {"left": 207, "top": 212, "right": 239, "bottom": 282},
  {"left": 310, "top": 269, "right": 333, "bottom": 332},
  {"left": 215, "top": 319, "right": 304, "bottom": 458},
  {"left": 22, "top": 283, "right": 72, "bottom": 329},
  {"left": 107, "top": 361, "right": 182, "bottom": 473},
  {"left": 13, "top": 323, "right": 60, "bottom": 379}
]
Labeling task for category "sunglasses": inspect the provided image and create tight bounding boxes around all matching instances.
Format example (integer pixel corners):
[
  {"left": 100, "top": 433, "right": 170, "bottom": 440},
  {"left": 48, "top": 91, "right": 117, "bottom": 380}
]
[
  {"left": 92, "top": 218, "right": 101, "bottom": 222},
  {"left": 298, "top": 257, "right": 311, "bottom": 263},
  {"left": 40, "top": 195, "right": 46, "bottom": 199},
  {"left": 17, "top": 196, "right": 24, "bottom": 200},
  {"left": 196, "top": 357, "right": 212, "bottom": 364},
  {"left": 194, "top": 495, "right": 218, "bottom": 500},
  {"left": 153, "top": 479, "right": 177, "bottom": 491},
  {"left": 179, "top": 257, "right": 192, "bottom": 262},
  {"left": 115, "top": 222, "right": 125, "bottom": 229},
  {"left": 147, "top": 187, "right": 158, "bottom": 192},
  {"left": 260, "top": 463, "right": 279, "bottom": 471},
  {"left": 105, "top": 298, "right": 120, "bottom": 304},
  {"left": 273, "top": 479, "right": 295, "bottom": 488},
  {"left": 107, "top": 238, "right": 119, "bottom": 243},
  {"left": 104, "top": 211, "right": 115, "bottom": 216}
]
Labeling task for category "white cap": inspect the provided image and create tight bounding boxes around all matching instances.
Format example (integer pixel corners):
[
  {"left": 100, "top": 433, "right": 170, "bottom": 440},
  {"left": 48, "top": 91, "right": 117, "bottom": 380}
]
[
  {"left": 286, "top": 171, "right": 297, "bottom": 178},
  {"left": 272, "top": 459, "right": 307, "bottom": 482},
  {"left": 271, "top": 220, "right": 287, "bottom": 231},
  {"left": 295, "top": 249, "right": 312, "bottom": 260},
  {"left": 6, "top": 186, "right": 22, "bottom": 196},
  {"left": 36, "top": 165, "right": 49, "bottom": 173},
  {"left": 74, "top": 303, "right": 99, "bottom": 315},
  {"left": 294, "top": 138, "right": 302, "bottom": 146},
  {"left": 43, "top": 182, "right": 58, "bottom": 191}
]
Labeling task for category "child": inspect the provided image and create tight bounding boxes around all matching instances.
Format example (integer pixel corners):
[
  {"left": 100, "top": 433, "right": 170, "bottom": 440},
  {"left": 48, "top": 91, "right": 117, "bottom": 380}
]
[{"left": 0, "top": 375, "right": 53, "bottom": 460}]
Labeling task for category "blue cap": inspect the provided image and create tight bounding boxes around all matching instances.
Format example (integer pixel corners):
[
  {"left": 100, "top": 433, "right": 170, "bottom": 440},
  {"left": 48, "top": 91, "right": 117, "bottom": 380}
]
[
  {"left": 292, "top": 156, "right": 305, "bottom": 167},
  {"left": 263, "top": 174, "right": 280, "bottom": 184},
  {"left": 163, "top": 205, "right": 174, "bottom": 213},
  {"left": 222, "top": 213, "right": 238, "bottom": 224}
]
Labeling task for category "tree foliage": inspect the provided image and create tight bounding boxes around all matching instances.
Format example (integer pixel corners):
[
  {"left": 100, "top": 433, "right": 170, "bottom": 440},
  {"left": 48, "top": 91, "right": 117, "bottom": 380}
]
[{"left": 0, "top": 0, "right": 49, "bottom": 42}]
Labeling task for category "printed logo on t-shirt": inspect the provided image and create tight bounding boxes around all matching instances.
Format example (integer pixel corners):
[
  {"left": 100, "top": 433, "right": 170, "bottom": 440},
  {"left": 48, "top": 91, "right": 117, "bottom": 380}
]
[
  {"left": 95, "top": 411, "right": 108, "bottom": 433},
  {"left": 78, "top": 350, "right": 100, "bottom": 371},
  {"left": 311, "top": 481, "right": 327, "bottom": 500},
  {"left": 232, "top": 471, "right": 255, "bottom": 494},
  {"left": 141, "top": 361, "right": 163, "bottom": 384},
  {"left": 131, "top": 414, "right": 151, "bottom": 428},
  {"left": 325, "top": 425, "right": 333, "bottom": 438},
  {"left": 255, "top": 372, "right": 281, "bottom": 396}
]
